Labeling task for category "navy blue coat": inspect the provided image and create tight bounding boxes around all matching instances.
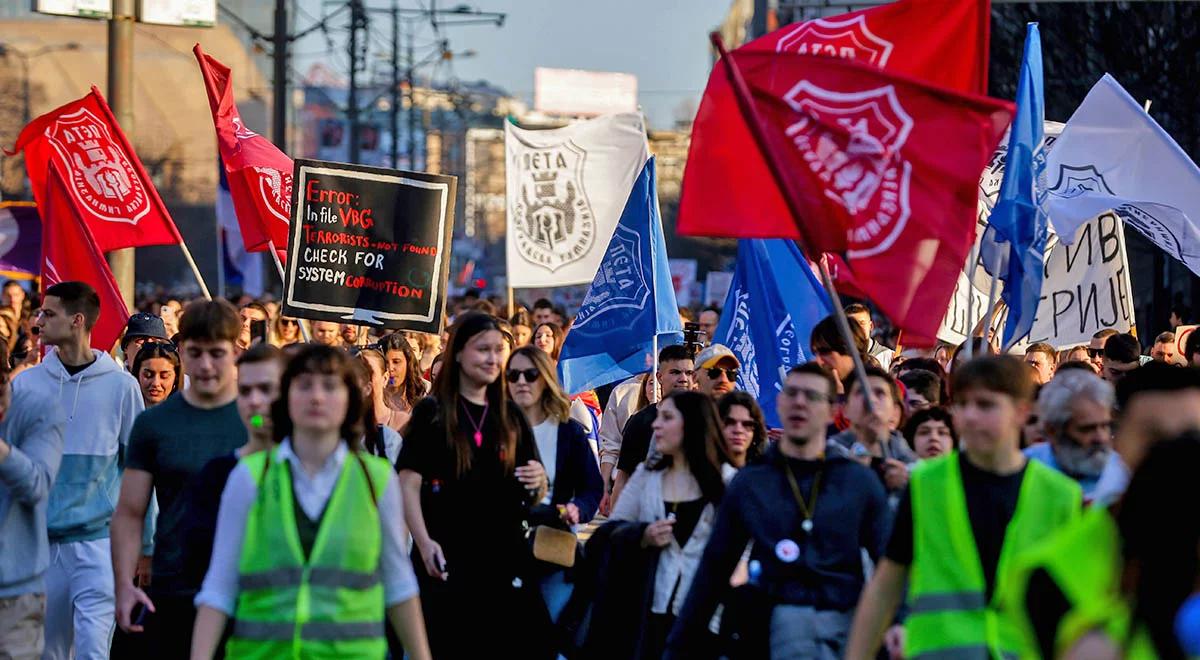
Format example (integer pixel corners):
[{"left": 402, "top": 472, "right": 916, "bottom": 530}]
[{"left": 548, "top": 419, "right": 604, "bottom": 524}]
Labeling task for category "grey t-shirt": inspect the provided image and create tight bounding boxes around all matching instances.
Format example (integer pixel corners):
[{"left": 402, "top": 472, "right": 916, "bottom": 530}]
[{"left": 127, "top": 392, "right": 247, "bottom": 597}]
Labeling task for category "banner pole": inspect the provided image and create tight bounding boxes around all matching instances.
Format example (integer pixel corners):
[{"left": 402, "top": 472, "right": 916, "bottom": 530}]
[
  {"left": 268, "top": 240, "right": 311, "bottom": 343},
  {"left": 963, "top": 242, "right": 980, "bottom": 361},
  {"left": 507, "top": 286, "right": 514, "bottom": 319},
  {"left": 817, "top": 259, "right": 876, "bottom": 414},
  {"left": 651, "top": 333, "right": 660, "bottom": 404},
  {"left": 984, "top": 256, "right": 1002, "bottom": 347},
  {"left": 178, "top": 242, "right": 212, "bottom": 301}
]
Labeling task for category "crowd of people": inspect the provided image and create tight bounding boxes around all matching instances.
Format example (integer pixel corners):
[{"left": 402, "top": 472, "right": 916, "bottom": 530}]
[{"left": 1, "top": 280, "right": 1199, "bottom": 659}]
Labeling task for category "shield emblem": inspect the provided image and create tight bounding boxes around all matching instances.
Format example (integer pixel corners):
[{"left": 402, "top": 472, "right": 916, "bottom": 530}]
[
  {"left": 511, "top": 138, "right": 596, "bottom": 272},
  {"left": 45, "top": 107, "right": 150, "bottom": 224},
  {"left": 783, "top": 81, "right": 914, "bottom": 258},
  {"left": 252, "top": 166, "right": 293, "bottom": 224},
  {"left": 572, "top": 224, "right": 649, "bottom": 332},
  {"left": 773, "top": 15, "right": 894, "bottom": 65},
  {"left": 1045, "top": 164, "right": 1115, "bottom": 199}
]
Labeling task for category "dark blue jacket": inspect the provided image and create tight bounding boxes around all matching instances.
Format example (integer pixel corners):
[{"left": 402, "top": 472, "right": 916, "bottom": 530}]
[{"left": 549, "top": 419, "right": 604, "bottom": 524}]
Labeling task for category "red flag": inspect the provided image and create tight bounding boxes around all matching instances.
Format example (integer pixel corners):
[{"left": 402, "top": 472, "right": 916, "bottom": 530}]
[
  {"left": 194, "top": 44, "right": 293, "bottom": 256},
  {"left": 11, "top": 87, "right": 184, "bottom": 252},
  {"left": 678, "top": 0, "right": 990, "bottom": 240},
  {"left": 41, "top": 170, "right": 131, "bottom": 351},
  {"left": 686, "top": 51, "right": 1012, "bottom": 345}
]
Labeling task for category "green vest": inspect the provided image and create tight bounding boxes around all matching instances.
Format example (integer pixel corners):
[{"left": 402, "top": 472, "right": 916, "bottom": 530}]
[
  {"left": 905, "top": 453, "right": 1081, "bottom": 660},
  {"left": 228, "top": 448, "right": 395, "bottom": 660},
  {"left": 1001, "top": 506, "right": 1157, "bottom": 659}
]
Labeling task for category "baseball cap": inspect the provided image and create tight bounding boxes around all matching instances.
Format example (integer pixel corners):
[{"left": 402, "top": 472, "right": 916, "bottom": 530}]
[
  {"left": 696, "top": 343, "right": 739, "bottom": 370},
  {"left": 122, "top": 313, "right": 169, "bottom": 348}
]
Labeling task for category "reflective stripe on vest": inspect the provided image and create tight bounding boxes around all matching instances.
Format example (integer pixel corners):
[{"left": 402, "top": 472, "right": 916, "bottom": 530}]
[
  {"left": 228, "top": 448, "right": 395, "bottom": 658},
  {"left": 905, "top": 452, "right": 1081, "bottom": 660}
]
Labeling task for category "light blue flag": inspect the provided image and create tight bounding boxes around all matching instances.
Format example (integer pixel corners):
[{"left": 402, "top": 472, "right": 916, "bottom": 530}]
[
  {"left": 712, "top": 239, "right": 831, "bottom": 428},
  {"left": 558, "top": 157, "right": 683, "bottom": 394},
  {"left": 980, "top": 23, "right": 1048, "bottom": 350}
]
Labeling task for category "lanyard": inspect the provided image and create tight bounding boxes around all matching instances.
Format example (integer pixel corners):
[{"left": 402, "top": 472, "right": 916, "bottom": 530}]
[{"left": 783, "top": 459, "right": 823, "bottom": 534}]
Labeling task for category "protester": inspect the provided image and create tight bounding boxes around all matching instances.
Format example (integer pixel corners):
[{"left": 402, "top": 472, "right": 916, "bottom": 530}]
[
  {"left": 121, "top": 312, "right": 172, "bottom": 372},
  {"left": 1023, "top": 342, "right": 1057, "bottom": 385},
  {"left": 111, "top": 300, "right": 247, "bottom": 655},
  {"left": 1028, "top": 370, "right": 1122, "bottom": 504},
  {"left": 694, "top": 344, "right": 740, "bottom": 399},
  {"left": 380, "top": 332, "right": 428, "bottom": 431},
  {"left": 828, "top": 366, "right": 916, "bottom": 500},
  {"left": 666, "top": 363, "right": 889, "bottom": 659},
  {"left": 310, "top": 320, "right": 342, "bottom": 347},
  {"left": 1088, "top": 328, "right": 1119, "bottom": 372},
  {"left": 810, "top": 314, "right": 871, "bottom": 392},
  {"left": 846, "top": 303, "right": 893, "bottom": 370},
  {"left": 533, "top": 322, "right": 564, "bottom": 361},
  {"left": 698, "top": 305, "right": 721, "bottom": 346},
  {"left": 417, "top": 332, "right": 441, "bottom": 375},
  {"left": 597, "top": 372, "right": 655, "bottom": 514},
  {"left": 270, "top": 314, "right": 305, "bottom": 347},
  {"left": 396, "top": 312, "right": 548, "bottom": 658},
  {"left": 606, "top": 390, "right": 733, "bottom": 658},
  {"left": 902, "top": 406, "right": 956, "bottom": 460},
  {"left": 1060, "top": 345, "right": 1090, "bottom": 365},
  {"left": 191, "top": 345, "right": 431, "bottom": 659},
  {"left": 1169, "top": 303, "right": 1189, "bottom": 330},
  {"left": 235, "top": 302, "right": 268, "bottom": 353},
  {"left": 716, "top": 391, "right": 767, "bottom": 468},
  {"left": 897, "top": 368, "right": 941, "bottom": 414},
  {"left": 506, "top": 345, "right": 603, "bottom": 627},
  {"left": 16, "top": 282, "right": 145, "bottom": 660},
  {"left": 351, "top": 347, "right": 404, "bottom": 464},
  {"left": 949, "top": 337, "right": 997, "bottom": 374},
  {"left": 160, "top": 299, "right": 182, "bottom": 338},
  {"left": 1101, "top": 332, "right": 1142, "bottom": 383},
  {"left": 1187, "top": 330, "right": 1200, "bottom": 368},
  {"left": 132, "top": 342, "right": 181, "bottom": 407},
  {"left": 340, "top": 323, "right": 362, "bottom": 346},
  {"left": 0, "top": 364, "right": 65, "bottom": 659},
  {"left": 846, "top": 356, "right": 1082, "bottom": 659},
  {"left": 612, "top": 344, "right": 695, "bottom": 505},
  {"left": 510, "top": 309, "right": 534, "bottom": 347},
  {"left": 1151, "top": 330, "right": 1181, "bottom": 364},
  {"left": 533, "top": 298, "right": 556, "bottom": 326},
  {"left": 2, "top": 280, "right": 29, "bottom": 321}
]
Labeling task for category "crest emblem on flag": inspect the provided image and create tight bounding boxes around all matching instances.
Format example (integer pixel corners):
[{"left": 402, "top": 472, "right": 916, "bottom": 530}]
[
  {"left": 253, "top": 166, "right": 292, "bottom": 223},
  {"left": 773, "top": 15, "right": 894, "bottom": 65},
  {"left": 572, "top": 224, "right": 649, "bottom": 332},
  {"left": 1045, "top": 164, "right": 1114, "bottom": 199},
  {"left": 726, "top": 288, "right": 761, "bottom": 396},
  {"left": 1117, "top": 203, "right": 1182, "bottom": 260},
  {"left": 512, "top": 139, "right": 596, "bottom": 272},
  {"left": 45, "top": 108, "right": 150, "bottom": 224},
  {"left": 783, "top": 81, "right": 914, "bottom": 258}
]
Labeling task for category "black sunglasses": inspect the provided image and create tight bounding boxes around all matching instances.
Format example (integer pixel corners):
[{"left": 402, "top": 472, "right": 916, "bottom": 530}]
[
  {"left": 506, "top": 368, "right": 540, "bottom": 384},
  {"left": 1086, "top": 348, "right": 1104, "bottom": 358},
  {"left": 707, "top": 367, "right": 739, "bottom": 381}
]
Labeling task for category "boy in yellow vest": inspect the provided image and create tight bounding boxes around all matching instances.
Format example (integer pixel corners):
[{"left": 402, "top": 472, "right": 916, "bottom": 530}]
[{"left": 846, "top": 356, "right": 1081, "bottom": 659}]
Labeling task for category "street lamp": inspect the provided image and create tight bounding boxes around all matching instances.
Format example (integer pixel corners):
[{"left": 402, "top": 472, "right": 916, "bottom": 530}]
[{"left": 0, "top": 42, "right": 81, "bottom": 126}]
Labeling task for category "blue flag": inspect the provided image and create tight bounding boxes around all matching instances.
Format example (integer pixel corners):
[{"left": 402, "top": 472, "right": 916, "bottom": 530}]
[
  {"left": 980, "top": 23, "right": 1047, "bottom": 349},
  {"left": 558, "top": 157, "right": 683, "bottom": 394},
  {"left": 712, "top": 239, "right": 831, "bottom": 428}
]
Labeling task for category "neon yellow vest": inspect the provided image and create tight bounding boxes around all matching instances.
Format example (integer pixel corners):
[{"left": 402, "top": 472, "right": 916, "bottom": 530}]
[
  {"left": 905, "top": 452, "right": 1081, "bottom": 660},
  {"left": 227, "top": 448, "right": 394, "bottom": 660},
  {"left": 1001, "top": 505, "right": 1157, "bottom": 659}
]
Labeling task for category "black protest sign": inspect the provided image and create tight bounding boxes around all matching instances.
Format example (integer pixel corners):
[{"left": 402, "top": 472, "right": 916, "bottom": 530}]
[{"left": 283, "top": 159, "right": 456, "bottom": 334}]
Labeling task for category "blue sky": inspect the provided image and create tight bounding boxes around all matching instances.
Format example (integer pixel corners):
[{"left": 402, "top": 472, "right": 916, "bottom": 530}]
[{"left": 295, "top": 0, "right": 732, "bottom": 129}]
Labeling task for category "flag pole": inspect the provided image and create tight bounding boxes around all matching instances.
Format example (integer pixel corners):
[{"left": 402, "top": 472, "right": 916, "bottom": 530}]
[
  {"left": 651, "top": 332, "right": 660, "bottom": 403},
  {"left": 710, "top": 31, "right": 876, "bottom": 413},
  {"left": 963, "top": 242, "right": 979, "bottom": 361},
  {"left": 178, "top": 242, "right": 212, "bottom": 301},
  {"left": 268, "top": 240, "right": 311, "bottom": 343},
  {"left": 983, "top": 252, "right": 1003, "bottom": 347},
  {"left": 507, "top": 286, "right": 514, "bottom": 318}
]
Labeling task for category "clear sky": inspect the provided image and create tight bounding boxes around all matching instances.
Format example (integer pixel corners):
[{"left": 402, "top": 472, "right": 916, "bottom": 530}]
[{"left": 295, "top": 0, "right": 732, "bottom": 130}]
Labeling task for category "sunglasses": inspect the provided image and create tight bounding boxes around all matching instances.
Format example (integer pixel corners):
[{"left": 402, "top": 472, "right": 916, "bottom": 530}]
[
  {"left": 280, "top": 319, "right": 299, "bottom": 327},
  {"left": 707, "top": 367, "right": 739, "bottom": 381},
  {"left": 1087, "top": 348, "right": 1104, "bottom": 358},
  {"left": 506, "top": 368, "right": 540, "bottom": 384}
]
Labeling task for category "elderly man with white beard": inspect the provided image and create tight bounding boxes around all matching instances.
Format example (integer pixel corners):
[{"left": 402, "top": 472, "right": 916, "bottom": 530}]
[{"left": 1026, "top": 370, "right": 1123, "bottom": 504}]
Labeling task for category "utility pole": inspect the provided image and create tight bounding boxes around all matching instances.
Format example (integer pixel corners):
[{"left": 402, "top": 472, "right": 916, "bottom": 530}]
[
  {"left": 272, "top": 0, "right": 288, "bottom": 150},
  {"left": 390, "top": 1, "right": 400, "bottom": 169},
  {"left": 406, "top": 21, "right": 416, "bottom": 170},
  {"left": 347, "top": 0, "right": 366, "bottom": 164},
  {"left": 107, "top": 0, "right": 135, "bottom": 308}
]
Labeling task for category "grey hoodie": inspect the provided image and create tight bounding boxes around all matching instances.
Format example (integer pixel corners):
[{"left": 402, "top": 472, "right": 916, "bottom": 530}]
[
  {"left": 12, "top": 348, "right": 144, "bottom": 544},
  {"left": 0, "top": 388, "right": 66, "bottom": 597}
]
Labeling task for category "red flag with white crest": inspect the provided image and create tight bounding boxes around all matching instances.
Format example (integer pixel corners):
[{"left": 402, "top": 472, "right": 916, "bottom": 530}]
[
  {"left": 194, "top": 44, "right": 292, "bottom": 259},
  {"left": 11, "top": 87, "right": 184, "bottom": 252}
]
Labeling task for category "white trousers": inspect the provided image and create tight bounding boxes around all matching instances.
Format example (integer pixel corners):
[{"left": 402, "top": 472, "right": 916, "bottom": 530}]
[{"left": 42, "top": 539, "right": 114, "bottom": 660}]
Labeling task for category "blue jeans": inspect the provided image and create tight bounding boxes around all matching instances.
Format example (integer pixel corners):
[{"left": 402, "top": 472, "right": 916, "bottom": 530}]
[{"left": 539, "top": 569, "right": 574, "bottom": 623}]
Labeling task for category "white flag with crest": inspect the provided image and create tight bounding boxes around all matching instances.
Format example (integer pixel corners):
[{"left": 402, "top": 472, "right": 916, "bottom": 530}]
[
  {"left": 1045, "top": 74, "right": 1200, "bottom": 275},
  {"left": 505, "top": 113, "right": 650, "bottom": 288}
]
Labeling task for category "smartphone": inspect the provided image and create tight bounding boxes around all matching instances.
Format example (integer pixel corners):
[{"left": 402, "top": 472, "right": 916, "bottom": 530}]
[{"left": 250, "top": 319, "right": 269, "bottom": 345}]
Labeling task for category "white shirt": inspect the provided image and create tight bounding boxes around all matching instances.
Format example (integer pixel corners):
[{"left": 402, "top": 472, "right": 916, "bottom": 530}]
[
  {"left": 533, "top": 418, "right": 558, "bottom": 504},
  {"left": 194, "top": 439, "right": 418, "bottom": 615}
]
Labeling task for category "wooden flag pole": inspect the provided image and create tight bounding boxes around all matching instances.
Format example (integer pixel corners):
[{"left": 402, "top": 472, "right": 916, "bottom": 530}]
[
  {"left": 178, "top": 241, "right": 212, "bottom": 301},
  {"left": 710, "top": 31, "right": 876, "bottom": 412},
  {"left": 268, "top": 240, "right": 311, "bottom": 343}
]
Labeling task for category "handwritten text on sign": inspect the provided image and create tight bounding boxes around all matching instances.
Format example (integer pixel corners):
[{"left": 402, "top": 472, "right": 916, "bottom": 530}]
[{"left": 283, "top": 160, "right": 456, "bottom": 333}]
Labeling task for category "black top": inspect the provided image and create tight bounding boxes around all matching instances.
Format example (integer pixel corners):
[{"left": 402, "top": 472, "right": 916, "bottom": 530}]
[
  {"left": 396, "top": 396, "right": 540, "bottom": 584},
  {"left": 63, "top": 358, "right": 97, "bottom": 376},
  {"left": 616, "top": 404, "right": 658, "bottom": 476},
  {"left": 666, "top": 444, "right": 889, "bottom": 655},
  {"left": 665, "top": 498, "right": 705, "bottom": 548},
  {"left": 885, "top": 453, "right": 1028, "bottom": 600},
  {"left": 180, "top": 452, "right": 240, "bottom": 593}
]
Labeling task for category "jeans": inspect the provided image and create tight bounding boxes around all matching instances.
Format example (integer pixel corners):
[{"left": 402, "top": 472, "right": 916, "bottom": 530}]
[{"left": 768, "top": 605, "right": 852, "bottom": 660}]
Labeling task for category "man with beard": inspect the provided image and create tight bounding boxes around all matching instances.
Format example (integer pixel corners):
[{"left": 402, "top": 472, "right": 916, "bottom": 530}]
[{"left": 1027, "top": 371, "right": 1121, "bottom": 504}]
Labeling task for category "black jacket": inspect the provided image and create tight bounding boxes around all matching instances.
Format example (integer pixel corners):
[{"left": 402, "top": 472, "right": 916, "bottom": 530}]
[{"left": 547, "top": 419, "right": 605, "bottom": 524}]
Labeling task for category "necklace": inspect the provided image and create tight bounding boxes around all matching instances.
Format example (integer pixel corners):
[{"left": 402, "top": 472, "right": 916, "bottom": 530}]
[
  {"left": 783, "top": 459, "right": 823, "bottom": 535},
  {"left": 459, "top": 398, "right": 489, "bottom": 448}
]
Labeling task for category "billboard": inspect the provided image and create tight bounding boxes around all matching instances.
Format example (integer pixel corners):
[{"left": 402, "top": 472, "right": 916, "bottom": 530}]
[
  {"left": 139, "top": 0, "right": 216, "bottom": 27},
  {"left": 534, "top": 67, "right": 638, "bottom": 117},
  {"left": 33, "top": 0, "right": 111, "bottom": 18}
]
